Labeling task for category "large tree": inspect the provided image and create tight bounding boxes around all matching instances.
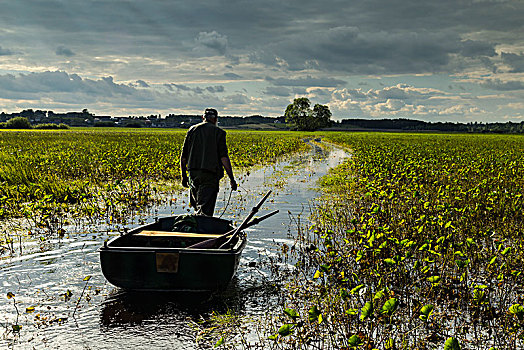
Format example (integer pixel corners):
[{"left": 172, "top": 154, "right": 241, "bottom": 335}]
[{"left": 284, "top": 97, "right": 332, "bottom": 131}]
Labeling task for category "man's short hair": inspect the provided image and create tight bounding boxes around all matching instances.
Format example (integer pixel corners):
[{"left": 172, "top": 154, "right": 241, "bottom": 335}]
[{"left": 204, "top": 108, "right": 218, "bottom": 119}]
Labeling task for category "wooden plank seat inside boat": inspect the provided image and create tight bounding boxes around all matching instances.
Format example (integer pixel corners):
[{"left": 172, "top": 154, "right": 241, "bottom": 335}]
[
  {"left": 137, "top": 230, "right": 222, "bottom": 238},
  {"left": 116, "top": 230, "right": 231, "bottom": 249}
]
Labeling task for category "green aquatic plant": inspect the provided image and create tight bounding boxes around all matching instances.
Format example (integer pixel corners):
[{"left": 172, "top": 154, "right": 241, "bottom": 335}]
[
  {"left": 255, "top": 133, "right": 524, "bottom": 349},
  {"left": 0, "top": 129, "right": 307, "bottom": 233}
]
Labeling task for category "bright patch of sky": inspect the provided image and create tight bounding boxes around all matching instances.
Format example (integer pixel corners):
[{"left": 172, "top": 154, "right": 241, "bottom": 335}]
[{"left": 0, "top": 0, "right": 523, "bottom": 122}]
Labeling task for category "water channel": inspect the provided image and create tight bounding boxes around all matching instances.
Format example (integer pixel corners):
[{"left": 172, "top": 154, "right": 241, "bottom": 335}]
[{"left": 0, "top": 141, "right": 349, "bottom": 349}]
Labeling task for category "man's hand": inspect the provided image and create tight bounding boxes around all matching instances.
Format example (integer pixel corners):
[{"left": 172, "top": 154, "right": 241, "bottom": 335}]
[
  {"left": 230, "top": 179, "right": 237, "bottom": 191},
  {"left": 182, "top": 175, "right": 189, "bottom": 188}
]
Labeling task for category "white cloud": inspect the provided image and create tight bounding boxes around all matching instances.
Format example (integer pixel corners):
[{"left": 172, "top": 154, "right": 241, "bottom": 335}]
[
  {"left": 438, "top": 105, "right": 485, "bottom": 115},
  {"left": 507, "top": 102, "right": 524, "bottom": 109},
  {"left": 328, "top": 84, "right": 488, "bottom": 119}
]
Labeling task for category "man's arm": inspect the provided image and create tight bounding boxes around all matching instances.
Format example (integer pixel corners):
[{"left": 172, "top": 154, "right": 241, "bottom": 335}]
[
  {"left": 180, "top": 131, "right": 190, "bottom": 188},
  {"left": 180, "top": 157, "right": 189, "bottom": 188},
  {"left": 221, "top": 156, "right": 237, "bottom": 190}
]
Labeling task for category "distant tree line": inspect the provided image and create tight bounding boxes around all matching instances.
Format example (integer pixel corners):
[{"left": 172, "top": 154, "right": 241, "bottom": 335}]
[
  {"left": 0, "top": 116, "right": 69, "bottom": 129},
  {"left": 337, "top": 118, "right": 524, "bottom": 133},
  {"left": 2, "top": 108, "right": 524, "bottom": 133}
]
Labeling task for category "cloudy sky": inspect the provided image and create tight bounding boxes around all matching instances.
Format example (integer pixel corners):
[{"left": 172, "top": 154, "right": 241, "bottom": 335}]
[{"left": 1, "top": 0, "right": 524, "bottom": 122}]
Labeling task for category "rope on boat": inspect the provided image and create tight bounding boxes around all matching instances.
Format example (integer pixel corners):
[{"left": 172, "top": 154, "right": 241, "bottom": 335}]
[{"left": 218, "top": 187, "right": 233, "bottom": 218}]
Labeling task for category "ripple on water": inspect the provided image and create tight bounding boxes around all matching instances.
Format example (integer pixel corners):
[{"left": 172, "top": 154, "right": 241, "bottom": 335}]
[{"left": 0, "top": 142, "right": 349, "bottom": 349}]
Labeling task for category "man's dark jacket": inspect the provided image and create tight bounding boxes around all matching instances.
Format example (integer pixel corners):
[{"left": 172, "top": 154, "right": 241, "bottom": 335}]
[{"left": 181, "top": 121, "right": 228, "bottom": 178}]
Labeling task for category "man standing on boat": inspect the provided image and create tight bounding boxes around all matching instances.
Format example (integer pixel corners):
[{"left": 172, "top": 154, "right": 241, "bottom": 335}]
[{"left": 180, "top": 108, "right": 237, "bottom": 216}]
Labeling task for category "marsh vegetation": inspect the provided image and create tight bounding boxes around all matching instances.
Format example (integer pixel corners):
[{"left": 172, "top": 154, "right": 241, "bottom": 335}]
[
  {"left": 2, "top": 130, "right": 523, "bottom": 349},
  {"left": 244, "top": 133, "right": 524, "bottom": 350}
]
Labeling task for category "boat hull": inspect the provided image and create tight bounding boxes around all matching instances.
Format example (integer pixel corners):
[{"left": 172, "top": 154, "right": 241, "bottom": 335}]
[{"left": 99, "top": 215, "right": 246, "bottom": 292}]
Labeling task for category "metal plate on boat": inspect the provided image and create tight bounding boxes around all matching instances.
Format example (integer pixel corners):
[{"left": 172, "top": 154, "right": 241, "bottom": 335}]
[{"left": 156, "top": 253, "right": 179, "bottom": 273}]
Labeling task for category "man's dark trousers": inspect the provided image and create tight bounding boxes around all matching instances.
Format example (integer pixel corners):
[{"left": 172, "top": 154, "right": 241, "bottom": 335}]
[{"left": 189, "top": 169, "right": 219, "bottom": 216}]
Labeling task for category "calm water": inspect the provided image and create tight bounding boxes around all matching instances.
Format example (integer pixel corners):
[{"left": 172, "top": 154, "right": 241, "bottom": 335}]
[{"left": 0, "top": 142, "right": 349, "bottom": 349}]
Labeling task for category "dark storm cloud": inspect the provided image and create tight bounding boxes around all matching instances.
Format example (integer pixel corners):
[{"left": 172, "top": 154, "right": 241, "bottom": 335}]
[
  {"left": 0, "top": 0, "right": 521, "bottom": 75},
  {"left": 194, "top": 31, "right": 228, "bottom": 55},
  {"left": 0, "top": 71, "right": 232, "bottom": 113},
  {"left": 135, "top": 80, "right": 150, "bottom": 88},
  {"left": 255, "top": 27, "right": 498, "bottom": 74},
  {"left": 164, "top": 83, "right": 224, "bottom": 94},
  {"left": 264, "top": 86, "right": 292, "bottom": 97},
  {"left": 0, "top": 0, "right": 523, "bottom": 120},
  {"left": 224, "top": 73, "right": 242, "bottom": 80},
  {"left": 0, "top": 46, "right": 14, "bottom": 55},
  {"left": 266, "top": 76, "right": 346, "bottom": 87},
  {"left": 480, "top": 79, "right": 524, "bottom": 90},
  {"left": 0, "top": 71, "right": 137, "bottom": 96},
  {"left": 459, "top": 40, "right": 497, "bottom": 58},
  {"left": 206, "top": 86, "right": 225, "bottom": 93},
  {"left": 501, "top": 52, "right": 524, "bottom": 73},
  {"left": 55, "top": 46, "right": 75, "bottom": 57}
]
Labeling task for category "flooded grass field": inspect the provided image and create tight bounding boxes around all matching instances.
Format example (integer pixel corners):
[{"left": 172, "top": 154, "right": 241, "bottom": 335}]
[
  {"left": 3, "top": 130, "right": 524, "bottom": 349},
  {"left": 0, "top": 131, "right": 348, "bottom": 349},
  {"left": 265, "top": 133, "right": 524, "bottom": 350}
]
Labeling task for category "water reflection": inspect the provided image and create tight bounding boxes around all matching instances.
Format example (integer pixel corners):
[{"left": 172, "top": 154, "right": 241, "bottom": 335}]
[
  {"left": 99, "top": 264, "right": 282, "bottom": 326},
  {"left": 100, "top": 290, "right": 213, "bottom": 327},
  {"left": 0, "top": 142, "right": 349, "bottom": 349}
]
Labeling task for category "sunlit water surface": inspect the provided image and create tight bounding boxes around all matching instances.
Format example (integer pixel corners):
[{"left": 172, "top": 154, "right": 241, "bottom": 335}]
[{"left": 0, "top": 142, "right": 349, "bottom": 349}]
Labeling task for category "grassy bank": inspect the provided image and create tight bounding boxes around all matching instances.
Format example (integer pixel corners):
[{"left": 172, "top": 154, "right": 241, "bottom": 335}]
[
  {"left": 0, "top": 128, "right": 307, "bottom": 230},
  {"left": 251, "top": 133, "right": 524, "bottom": 349}
]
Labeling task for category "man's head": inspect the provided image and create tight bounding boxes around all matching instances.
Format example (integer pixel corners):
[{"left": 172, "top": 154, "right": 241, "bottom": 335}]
[{"left": 203, "top": 108, "right": 218, "bottom": 124}]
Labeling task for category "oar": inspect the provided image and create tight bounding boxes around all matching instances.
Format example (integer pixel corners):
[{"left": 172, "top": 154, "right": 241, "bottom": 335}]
[
  {"left": 217, "top": 209, "right": 278, "bottom": 248},
  {"left": 188, "top": 190, "right": 274, "bottom": 249}
]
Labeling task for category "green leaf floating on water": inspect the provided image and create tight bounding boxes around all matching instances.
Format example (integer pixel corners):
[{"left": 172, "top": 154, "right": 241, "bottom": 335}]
[
  {"left": 360, "top": 301, "right": 373, "bottom": 321},
  {"left": 308, "top": 305, "right": 321, "bottom": 323},
  {"left": 455, "top": 259, "right": 469, "bottom": 269},
  {"left": 356, "top": 250, "right": 364, "bottom": 262},
  {"left": 350, "top": 284, "right": 364, "bottom": 294},
  {"left": 284, "top": 308, "right": 298, "bottom": 319},
  {"left": 214, "top": 337, "right": 224, "bottom": 347},
  {"left": 278, "top": 324, "right": 294, "bottom": 337},
  {"left": 444, "top": 337, "right": 461, "bottom": 350},
  {"left": 419, "top": 304, "right": 434, "bottom": 321},
  {"left": 381, "top": 298, "right": 399, "bottom": 316},
  {"left": 427, "top": 276, "right": 441, "bottom": 285},
  {"left": 348, "top": 334, "right": 363, "bottom": 347},
  {"left": 346, "top": 308, "right": 358, "bottom": 315},
  {"left": 374, "top": 289, "right": 385, "bottom": 300},
  {"left": 384, "top": 258, "right": 396, "bottom": 266},
  {"left": 509, "top": 303, "right": 524, "bottom": 321}
]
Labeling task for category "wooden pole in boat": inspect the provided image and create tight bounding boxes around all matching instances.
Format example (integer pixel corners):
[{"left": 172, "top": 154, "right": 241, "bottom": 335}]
[{"left": 188, "top": 190, "right": 274, "bottom": 249}]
